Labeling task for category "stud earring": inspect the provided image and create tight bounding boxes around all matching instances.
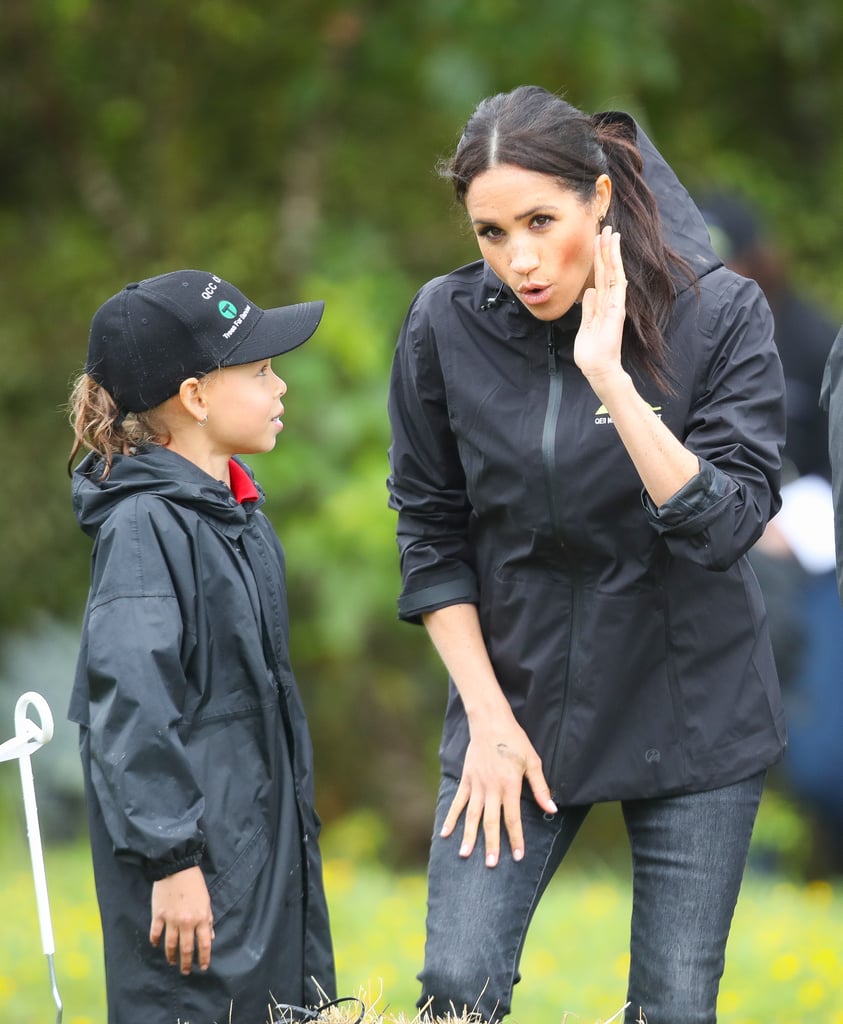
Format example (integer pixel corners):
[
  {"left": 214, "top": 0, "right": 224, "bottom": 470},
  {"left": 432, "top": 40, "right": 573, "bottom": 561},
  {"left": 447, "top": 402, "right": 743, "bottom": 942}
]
[{"left": 197, "top": 416, "right": 208, "bottom": 427}]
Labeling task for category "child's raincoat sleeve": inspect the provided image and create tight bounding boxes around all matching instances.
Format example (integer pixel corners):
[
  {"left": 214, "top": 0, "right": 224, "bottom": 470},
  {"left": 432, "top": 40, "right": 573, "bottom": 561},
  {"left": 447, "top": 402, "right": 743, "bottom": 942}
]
[{"left": 78, "top": 498, "right": 205, "bottom": 878}]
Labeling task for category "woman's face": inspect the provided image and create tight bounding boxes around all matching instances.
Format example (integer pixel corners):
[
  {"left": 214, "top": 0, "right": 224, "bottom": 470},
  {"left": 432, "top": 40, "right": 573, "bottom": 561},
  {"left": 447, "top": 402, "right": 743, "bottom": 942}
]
[{"left": 465, "top": 164, "right": 611, "bottom": 321}]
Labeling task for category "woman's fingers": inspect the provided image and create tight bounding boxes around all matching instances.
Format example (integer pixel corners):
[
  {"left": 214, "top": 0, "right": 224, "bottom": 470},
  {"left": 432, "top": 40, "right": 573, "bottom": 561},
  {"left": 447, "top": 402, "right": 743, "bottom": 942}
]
[
  {"left": 440, "top": 777, "right": 471, "bottom": 838},
  {"left": 595, "top": 226, "right": 625, "bottom": 299},
  {"left": 442, "top": 737, "right": 552, "bottom": 867},
  {"left": 480, "top": 795, "right": 503, "bottom": 866}
]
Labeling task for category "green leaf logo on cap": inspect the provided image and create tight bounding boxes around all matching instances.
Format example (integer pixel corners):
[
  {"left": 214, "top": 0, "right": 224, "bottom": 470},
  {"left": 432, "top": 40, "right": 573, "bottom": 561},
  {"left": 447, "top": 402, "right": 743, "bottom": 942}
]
[{"left": 218, "top": 300, "right": 238, "bottom": 319}]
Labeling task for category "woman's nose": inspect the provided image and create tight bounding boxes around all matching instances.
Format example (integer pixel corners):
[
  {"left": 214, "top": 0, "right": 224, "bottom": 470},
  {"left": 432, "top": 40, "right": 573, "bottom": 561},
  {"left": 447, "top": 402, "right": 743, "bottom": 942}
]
[
  {"left": 274, "top": 373, "right": 287, "bottom": 397},
  {"left": 509, "top": 242, "right": 539, "bottom": 275}
]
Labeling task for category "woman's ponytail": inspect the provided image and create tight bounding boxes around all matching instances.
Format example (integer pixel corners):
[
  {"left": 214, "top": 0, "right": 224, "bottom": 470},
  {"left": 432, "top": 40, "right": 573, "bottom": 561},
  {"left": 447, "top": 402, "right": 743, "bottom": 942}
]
[{"left": 592, "top": 114, "right": 695, "bottom": 390}]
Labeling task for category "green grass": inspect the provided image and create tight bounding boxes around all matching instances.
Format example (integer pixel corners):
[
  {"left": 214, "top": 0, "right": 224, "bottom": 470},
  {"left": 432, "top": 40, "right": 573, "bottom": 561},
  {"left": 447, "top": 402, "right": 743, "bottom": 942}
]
[{"left": 1, "top": 833, "right": 842, "bottom": 1024}]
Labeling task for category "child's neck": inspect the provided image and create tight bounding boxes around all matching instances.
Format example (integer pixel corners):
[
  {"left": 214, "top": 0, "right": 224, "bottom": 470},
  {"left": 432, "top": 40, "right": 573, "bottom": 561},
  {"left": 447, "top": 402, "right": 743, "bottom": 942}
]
[{"left": 164, "top": 439, "right": 233, "bottom": 488}]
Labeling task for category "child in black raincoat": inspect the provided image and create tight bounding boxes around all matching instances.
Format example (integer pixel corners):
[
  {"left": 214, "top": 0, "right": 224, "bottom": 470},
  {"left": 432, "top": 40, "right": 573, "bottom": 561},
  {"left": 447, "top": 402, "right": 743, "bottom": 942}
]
[{"left": 68, "top": 270, "right": 335, "bottom": 1023}]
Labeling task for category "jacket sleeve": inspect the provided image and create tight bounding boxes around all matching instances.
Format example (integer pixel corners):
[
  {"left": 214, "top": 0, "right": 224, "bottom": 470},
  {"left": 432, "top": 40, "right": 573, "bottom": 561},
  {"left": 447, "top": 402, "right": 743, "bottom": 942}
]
[
  {"left": 387, "top": 292, "right": 479, "bottom": 623},
  {"left": 642, "top": 273, "right": 786, "bottom": 570},
  {"left": 821, "top": 324, "right": 843, "bottom": 601},
  {"left": 81, "top": 497, "right": 205, "bottom": 878}
]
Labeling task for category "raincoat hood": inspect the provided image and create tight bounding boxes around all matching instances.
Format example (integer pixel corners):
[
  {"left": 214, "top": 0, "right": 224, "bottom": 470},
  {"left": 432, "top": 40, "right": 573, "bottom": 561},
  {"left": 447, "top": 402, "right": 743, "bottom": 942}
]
[{"left": 72, "top": 445, "right": 258, "bottom": 539}]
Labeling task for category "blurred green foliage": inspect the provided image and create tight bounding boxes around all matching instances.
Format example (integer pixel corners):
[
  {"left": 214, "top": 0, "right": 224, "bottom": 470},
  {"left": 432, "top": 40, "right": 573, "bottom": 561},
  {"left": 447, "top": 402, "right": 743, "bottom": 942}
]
[{"left": 2, "top": 0, "right": 842, "bottom": 861}]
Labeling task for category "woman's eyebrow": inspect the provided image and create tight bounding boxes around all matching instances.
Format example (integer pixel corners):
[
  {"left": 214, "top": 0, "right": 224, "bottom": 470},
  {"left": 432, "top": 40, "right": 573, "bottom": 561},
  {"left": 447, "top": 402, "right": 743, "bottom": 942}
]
[{"left": 471, "top": 204, "right": 560, "bottom": 226}]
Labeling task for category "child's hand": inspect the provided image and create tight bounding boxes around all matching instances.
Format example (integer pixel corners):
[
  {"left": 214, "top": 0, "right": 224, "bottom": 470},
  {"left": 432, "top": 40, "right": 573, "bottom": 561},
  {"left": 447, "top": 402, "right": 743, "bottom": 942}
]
[{"left": 150, "top": 865, "right": 215, "bottom": 974}]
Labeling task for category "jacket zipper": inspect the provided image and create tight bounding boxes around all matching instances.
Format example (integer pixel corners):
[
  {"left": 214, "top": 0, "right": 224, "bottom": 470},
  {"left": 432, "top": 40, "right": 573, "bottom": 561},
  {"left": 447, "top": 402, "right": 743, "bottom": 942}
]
[
  {"left": 542, "top": 329, "right": 564, "bottom": 535},
  {"left": 540, "top": 325, "right": 579, "bottom": 803}
]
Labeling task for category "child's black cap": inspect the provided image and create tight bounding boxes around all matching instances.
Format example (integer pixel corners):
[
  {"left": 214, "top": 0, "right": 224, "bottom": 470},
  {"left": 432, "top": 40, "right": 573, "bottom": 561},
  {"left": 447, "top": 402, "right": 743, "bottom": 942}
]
[{"left": 86, "top": 270, "right": 324, "bottom": 413}]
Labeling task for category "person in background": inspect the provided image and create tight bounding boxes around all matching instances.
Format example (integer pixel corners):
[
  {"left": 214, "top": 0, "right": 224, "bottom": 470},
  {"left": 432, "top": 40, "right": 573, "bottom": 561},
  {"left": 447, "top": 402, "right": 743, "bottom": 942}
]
[
  {"left": 388, "top": 85, "right": 787, "bottom": 1023},
  {"left": 822, "top": 325, "right": 843, "bottom": 603},
  {"left": 68, "top": 270, "right": 335, "bottom": 1023},
  {"left": 699, "top": 193, "right": 843, "bottom": 875}
]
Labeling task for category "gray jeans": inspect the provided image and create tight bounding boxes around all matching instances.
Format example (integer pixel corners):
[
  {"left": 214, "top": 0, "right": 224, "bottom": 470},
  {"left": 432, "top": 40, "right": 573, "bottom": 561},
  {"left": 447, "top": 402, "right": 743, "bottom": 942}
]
[{"left": 418, "top": 771, "right": 765, "bottom": 1023}]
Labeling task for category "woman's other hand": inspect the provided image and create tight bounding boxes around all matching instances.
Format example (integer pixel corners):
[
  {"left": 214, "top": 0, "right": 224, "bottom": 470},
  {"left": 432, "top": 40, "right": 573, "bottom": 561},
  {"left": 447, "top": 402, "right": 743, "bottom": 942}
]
[{"left": 441, "top": 715, "right": 557, "bottom": 867}]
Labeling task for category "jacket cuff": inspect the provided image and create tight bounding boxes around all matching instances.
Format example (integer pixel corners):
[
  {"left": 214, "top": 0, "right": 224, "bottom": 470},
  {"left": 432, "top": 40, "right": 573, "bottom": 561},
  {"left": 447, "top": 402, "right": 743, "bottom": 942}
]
[
  {"left": 642, "top": 458, "right": 736, "bottom": 535},
  {"left": 397, "top": 577, "right": 479, "bottom": 624},
  {"left": 145, "top": 849, "right": 204, "bottom": 882}
]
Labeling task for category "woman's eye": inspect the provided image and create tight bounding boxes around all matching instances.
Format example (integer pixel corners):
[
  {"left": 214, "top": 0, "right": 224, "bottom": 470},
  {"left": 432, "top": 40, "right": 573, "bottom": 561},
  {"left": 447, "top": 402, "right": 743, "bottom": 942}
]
[
  {"left": 532, "top": 214, "right": 552, "bottom": 228},
  {"left": 477, "top": 225, "right": 503, "bottom": 240}
]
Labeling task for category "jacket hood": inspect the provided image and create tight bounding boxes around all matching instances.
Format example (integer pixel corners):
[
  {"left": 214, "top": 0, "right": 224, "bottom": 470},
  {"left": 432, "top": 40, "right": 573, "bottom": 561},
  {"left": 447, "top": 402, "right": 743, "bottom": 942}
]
[
  {"left": 72, "top": 446, "right": 261, "bottom": 539},
  {"left": 617, "top": 112, "right": 722, "bottom": 277},
  {"left": 480, "top": 111, "right": 721, "bottom": 303}
]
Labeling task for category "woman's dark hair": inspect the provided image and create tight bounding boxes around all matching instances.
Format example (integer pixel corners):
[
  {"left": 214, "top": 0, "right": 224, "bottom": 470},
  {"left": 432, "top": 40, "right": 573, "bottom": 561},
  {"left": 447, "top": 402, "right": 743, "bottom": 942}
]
[{"left": 439, "top": 85, "right": 694, "bottom": 387}]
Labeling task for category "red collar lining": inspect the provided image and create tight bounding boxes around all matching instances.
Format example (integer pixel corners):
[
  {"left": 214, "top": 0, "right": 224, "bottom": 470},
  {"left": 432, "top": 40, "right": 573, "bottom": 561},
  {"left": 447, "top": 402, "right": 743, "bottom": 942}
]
[{"left": 228, "top": 459, "right": 259, "bottom": 504}]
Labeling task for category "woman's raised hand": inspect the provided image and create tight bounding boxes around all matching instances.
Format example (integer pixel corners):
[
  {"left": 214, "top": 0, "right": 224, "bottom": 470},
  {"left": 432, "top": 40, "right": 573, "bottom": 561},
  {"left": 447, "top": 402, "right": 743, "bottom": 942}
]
[{"left": 574, "top": 226, "right": 629, "bottom": 393}]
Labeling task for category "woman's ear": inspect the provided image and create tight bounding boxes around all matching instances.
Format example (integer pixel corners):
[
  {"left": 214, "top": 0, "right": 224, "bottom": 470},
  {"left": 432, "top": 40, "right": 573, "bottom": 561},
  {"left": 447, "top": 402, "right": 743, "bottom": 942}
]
[
  {"left": 595, "top": 173, "right": 613, "bottom": 223},
  {"left": 177, "top": 377, "right": 207, "bottom": 425}
]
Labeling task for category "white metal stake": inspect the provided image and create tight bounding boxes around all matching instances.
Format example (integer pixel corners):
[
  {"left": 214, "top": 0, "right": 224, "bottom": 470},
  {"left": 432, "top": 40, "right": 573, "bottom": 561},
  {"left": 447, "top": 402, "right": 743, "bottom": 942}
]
[{"left": 0, "top": 692, "right": 63, "bottom": 1023}]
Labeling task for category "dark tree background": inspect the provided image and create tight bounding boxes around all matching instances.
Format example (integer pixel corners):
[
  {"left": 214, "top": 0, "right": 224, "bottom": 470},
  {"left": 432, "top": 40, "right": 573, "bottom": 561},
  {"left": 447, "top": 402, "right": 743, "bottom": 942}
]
[{"left": 2, "top": 0, "right": 841, "bottom": 862}]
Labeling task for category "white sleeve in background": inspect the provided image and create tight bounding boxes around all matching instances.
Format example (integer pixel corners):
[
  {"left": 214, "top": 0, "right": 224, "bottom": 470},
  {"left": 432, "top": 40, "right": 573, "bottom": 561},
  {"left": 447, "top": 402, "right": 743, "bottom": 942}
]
[{"left": 771, "top": 474, "right": 837, "bottom": 574}]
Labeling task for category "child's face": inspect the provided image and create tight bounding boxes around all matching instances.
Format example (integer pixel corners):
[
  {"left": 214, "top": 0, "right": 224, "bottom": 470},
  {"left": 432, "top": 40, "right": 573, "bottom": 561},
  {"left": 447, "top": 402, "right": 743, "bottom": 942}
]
[{"left": 200, "top": 358, "right": 287, "bottom": 456}]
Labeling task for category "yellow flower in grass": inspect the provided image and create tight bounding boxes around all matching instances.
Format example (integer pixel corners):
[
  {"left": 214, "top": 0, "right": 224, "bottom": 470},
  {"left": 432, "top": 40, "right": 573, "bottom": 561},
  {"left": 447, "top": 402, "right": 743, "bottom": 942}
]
[
  {"left": 612, "top": 952, "right": 630, "bottom": 981},
  {"left": 64, "top": 949, "right": 93, "bottom": 980},
  {"left": 717, "top": 989, "right": 740, "bottom": 1013},
  {"left": 579, "top": 883, "right": 621, "bottom": 919},
  {"left": 797, "top": 979, "right": 826, "bottom": 1009},
  {"left": 527, "top": 947, "right": 557, "bottom": 979},
  {"left": 399, "top": 930, "right": 423, "bottom": 963},
  {"left": 395, "top": 875, "right": 426, "bottom": 900},
  {"left": 769, "top": 952, "right": 800, "bottom": 981},
  {"left": 324, "top": 857, "right": 356, "bottom": 894},
  {"left": 810, "top": 945, "right": 840, "bottom": 980},
  {"left": 754, "top": 919, "right": 787, "bottom": 953}
]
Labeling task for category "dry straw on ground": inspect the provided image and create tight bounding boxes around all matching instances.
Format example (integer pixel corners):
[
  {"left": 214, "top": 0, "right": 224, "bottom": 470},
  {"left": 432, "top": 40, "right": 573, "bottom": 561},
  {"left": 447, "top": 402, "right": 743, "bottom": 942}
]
[{"left": 264, "top": 985, "right": 636, "bottom": 1024}]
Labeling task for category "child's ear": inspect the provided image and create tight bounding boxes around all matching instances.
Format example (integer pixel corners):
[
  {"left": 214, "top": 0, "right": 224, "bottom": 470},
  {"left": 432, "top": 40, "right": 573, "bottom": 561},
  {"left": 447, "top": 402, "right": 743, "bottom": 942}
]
[{"left": 177, "top": 377, "right": 207, "bottom": 424}]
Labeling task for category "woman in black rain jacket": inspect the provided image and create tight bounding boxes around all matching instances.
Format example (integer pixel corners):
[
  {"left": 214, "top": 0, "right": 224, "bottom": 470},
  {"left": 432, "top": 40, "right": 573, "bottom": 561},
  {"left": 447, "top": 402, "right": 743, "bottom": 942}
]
[{"left": 387, "top": 86, "right": 787, "bottom": 1024}]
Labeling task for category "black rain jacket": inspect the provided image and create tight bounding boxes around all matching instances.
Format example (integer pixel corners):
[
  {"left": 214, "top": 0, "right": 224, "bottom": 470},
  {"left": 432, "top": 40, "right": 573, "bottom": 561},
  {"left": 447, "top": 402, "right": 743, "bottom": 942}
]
[
  {"left": 69, "top": 445, "right": 334, "bottom": 1023},
  {"left": 387, "top": 117, "right": 788, "bottom": 806}
]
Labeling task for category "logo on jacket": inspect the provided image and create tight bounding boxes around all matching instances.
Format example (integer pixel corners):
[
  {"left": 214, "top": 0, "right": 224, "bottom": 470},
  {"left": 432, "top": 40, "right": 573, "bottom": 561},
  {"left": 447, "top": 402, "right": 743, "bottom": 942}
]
[{"left": 594, "top": 402, "right": 662, "bottom": 426}]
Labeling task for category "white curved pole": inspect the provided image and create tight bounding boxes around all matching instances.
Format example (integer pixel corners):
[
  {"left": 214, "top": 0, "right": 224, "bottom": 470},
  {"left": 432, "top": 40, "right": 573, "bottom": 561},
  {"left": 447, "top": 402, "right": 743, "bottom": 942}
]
[{"left": 1, "top": 692, "right": 63, "bottom": 1023}]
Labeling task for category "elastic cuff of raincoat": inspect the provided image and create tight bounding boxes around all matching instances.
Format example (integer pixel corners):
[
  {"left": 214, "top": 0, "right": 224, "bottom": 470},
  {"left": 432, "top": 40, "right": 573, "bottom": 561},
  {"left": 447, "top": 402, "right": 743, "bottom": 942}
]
[{"left": 145, "top": 851, "right": 204, "bottom": 881}]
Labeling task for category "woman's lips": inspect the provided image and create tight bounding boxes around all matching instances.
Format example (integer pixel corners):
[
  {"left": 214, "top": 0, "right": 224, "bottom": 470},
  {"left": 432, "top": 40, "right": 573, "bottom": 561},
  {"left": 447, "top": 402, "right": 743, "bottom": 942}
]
[{"left": 518, "top": 283, "right": 552, "bottom": 306}]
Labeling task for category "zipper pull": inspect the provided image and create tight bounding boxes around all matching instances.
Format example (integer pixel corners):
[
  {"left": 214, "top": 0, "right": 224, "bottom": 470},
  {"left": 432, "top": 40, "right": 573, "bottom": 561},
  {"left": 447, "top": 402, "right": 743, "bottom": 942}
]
[{"left": 547, "top": 339, "right": 557, "bottom": 375}]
